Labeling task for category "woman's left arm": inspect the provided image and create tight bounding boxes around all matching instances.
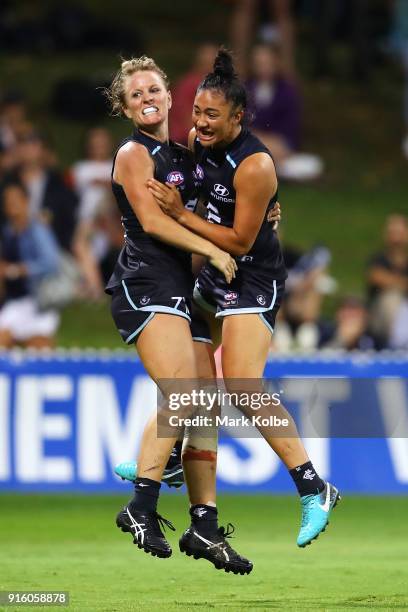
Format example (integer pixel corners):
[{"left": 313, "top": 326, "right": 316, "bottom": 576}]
[{"left": 148, "top": 152, "right": 277, "bottom": 257}]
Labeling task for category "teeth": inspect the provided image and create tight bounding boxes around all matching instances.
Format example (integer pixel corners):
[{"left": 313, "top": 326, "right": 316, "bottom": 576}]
[{"left": 143, "top": 107, "right": 158, "bottom": 115}]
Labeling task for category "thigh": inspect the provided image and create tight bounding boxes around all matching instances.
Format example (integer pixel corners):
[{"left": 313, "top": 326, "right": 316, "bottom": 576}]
[
  {"left": 221, "top": 314, "right": 271, "bottom": 378},
  {"left": 136, "top": 313, "right": 198, "bottom": 381},
  {"left": 193, "top": 339, "right": 216, "bottom": 379}
]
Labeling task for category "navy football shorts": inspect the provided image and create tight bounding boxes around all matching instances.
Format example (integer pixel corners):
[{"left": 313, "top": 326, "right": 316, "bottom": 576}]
[
  {"left": 110, "top": 279, "right": 212, "bottom": 345},
  {"left": 193, "top": 263, "right": 285, "bottom": 335}
]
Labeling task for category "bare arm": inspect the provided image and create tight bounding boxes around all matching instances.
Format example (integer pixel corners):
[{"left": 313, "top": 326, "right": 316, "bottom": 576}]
[
  {"left": 148, "top": 152, "right": 278, "bottom": 257},
  {"left": 115, "top": 142, "right": 237, "bottom": 281},
  {"left": 368, "top": 266, "right": 408, "bottom": 292}
]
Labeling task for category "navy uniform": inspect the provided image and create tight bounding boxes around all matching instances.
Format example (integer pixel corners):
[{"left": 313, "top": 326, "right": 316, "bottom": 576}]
[
  {"left": 193, "top": 127, "right": 287, "bottom": 334},
  {"left": 106, "top": 128, "right": 207, "bottom": 344}
]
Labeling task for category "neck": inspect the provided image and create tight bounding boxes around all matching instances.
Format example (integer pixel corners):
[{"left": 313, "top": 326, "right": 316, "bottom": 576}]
[
  {"left": 214, "top": 124, "right": 242, "bottom": 149},
  {"left": 138, "top": 122, "right": 169, "bottom": 144}
]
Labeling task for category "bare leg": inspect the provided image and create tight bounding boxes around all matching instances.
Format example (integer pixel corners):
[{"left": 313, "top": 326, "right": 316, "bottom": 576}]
[
  {"left": 230, "top": 0, "right": 257, "bottom": 76},
  {"left": 135, "top": 314, "right": 199, "bottom": 482},
  {"left": 221, "top": 313, "right": 308, "bottom": 468},
  {"left": 24, "top": 335, "right": 54, "bottom": 349},
  {"left": 0, "top": 329, "right": 14, "bottom": 348},
  {"left": 182, "top": 340, "right": 218, "bottom": 506}
]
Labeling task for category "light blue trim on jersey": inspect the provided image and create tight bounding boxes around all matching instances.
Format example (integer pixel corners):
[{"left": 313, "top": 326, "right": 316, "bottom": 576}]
[
  {"left": 193, "top": 285, "right": 217, "bottom": 313},
  {"left": 259, "top": 313, "right": 274, "bottom": 335},
  {"left": 192, "top": 336, "right": 213, "bottom": 344},
  {"left": 226, "top": 154, "right": 237, "bottom": 169},
  {"left": 215, "top": 280, "right": 278, "bottom": 318},
  {"left": 122, "top": 280, "right": 191, "bottom": 322},
  {"left": 151, "top": 145, "right": 161, "bottom": 155},
  {"left": 126, "top": 312, "right": 155, "bottom": 344}
]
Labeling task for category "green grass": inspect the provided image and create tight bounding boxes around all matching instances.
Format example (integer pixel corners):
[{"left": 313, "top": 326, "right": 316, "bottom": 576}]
[{"left": 1, "top": 495, "right": 407, "bottom": 611}]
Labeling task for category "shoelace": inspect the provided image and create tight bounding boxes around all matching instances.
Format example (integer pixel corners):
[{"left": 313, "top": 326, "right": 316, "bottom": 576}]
[
  {"left": 218, "top": 523, "right": 235, "bottom": 539},
  {"left": 153, "top": 512, "right": 176, "bottom": 534}
]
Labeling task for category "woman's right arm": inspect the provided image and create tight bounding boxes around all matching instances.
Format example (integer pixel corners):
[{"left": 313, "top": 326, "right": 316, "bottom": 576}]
[{"left": 115, "top": 142, "right": 236, "bottom": 281}]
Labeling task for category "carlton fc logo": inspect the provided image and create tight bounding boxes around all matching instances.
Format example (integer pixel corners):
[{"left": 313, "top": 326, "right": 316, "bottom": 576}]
[
  {"left": 166, "top": 171, "right": 184, "bottom": 185},
  {"left": 214, "top": 183, "right": 229, "bottom": 197}
]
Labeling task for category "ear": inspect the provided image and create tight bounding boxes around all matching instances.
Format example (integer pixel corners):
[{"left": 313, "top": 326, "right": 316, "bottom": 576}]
[
  {"left": 123, "top": 106, "right": 132, "bottom": 119},
  {"left": 234, "top": 109, "right": 244, "bottom": 125},
  {"left": 167, "top": 90, "right": 172, "bottom": 110}
]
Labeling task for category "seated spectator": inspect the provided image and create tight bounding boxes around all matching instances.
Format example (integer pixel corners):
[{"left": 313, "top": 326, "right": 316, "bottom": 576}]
[
  {"left": 1, "top": 130, "right": 78, "bottom": 251},
  {"left": 246, "top": 43, "right": 323, "bottom": 181},
  {"left": 0, "top": 182, "right": 60, "bottom": 348},
  {"left": 367, "top": 214, "right": 408, "bottom": 349},
  {"left": 70, "top": 127, "right": 119, "bottom": 300},
  {"left": 169, "top": 43, "right": 218, "bottom": 145},
  {"left": 322, "top": 296, "right": 379, "bottom": 351},
  {"left": 272, "top": 245, "right": 335, "bottom": 352}
]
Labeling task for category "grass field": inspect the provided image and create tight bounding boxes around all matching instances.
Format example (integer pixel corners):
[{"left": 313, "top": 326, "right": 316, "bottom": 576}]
[{"left": 1, "top": 495, "right": 407, "bottom": 611}]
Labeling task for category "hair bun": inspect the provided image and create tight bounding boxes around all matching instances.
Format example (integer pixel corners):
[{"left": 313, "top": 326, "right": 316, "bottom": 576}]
[{"left": 213, "top": 48, "right": 237, "bottom": 80}]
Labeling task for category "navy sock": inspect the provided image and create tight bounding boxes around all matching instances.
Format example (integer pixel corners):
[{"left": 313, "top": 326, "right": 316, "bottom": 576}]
[
  {"left": 167, "top": 441, "right": 182, "bottom": 469},
  {"left": 128, "top": 477, "right": 161, "bottom": 513},
  {"left": 190, "top": 504, "right": 218, "bottom": 536},
  {"left": 289, "top": 461, "right": 325, "bottom": 497}
]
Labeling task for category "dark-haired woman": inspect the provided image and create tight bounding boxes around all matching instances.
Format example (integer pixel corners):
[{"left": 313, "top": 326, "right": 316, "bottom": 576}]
[
  {"left": 105, "top": 56, "right": 253, "bottom": 574},
  {"left": 148, "top": 49, "right": 340, "bottom": 549}
]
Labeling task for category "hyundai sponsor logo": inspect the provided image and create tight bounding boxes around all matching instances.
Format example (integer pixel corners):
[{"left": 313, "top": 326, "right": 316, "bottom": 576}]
[
  {"left": 211, "top": 183, "right": 234, "bottom": 203},
  {"left": 214, "top": 184, "right": 229, "bottom": 197}
]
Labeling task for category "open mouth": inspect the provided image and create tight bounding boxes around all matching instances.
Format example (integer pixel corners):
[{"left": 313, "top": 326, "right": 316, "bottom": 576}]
[
  {"left": 142, "top": 106, "right": 159, "bottom": 116},
  {"left": 197, "top": 129, "right": 214, "bottom": 141}
]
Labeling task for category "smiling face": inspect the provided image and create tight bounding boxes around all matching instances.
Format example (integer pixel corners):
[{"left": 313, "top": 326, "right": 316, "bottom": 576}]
[
  {"left": 122, "top": 70, "right": 171, "bottom": 133},
  {"left": 192, "top": 89, "right": 243, "bottom": 148}
]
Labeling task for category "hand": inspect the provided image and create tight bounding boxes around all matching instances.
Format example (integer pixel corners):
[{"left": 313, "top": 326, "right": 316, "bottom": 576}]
[
  {"left": 208, "top": 247, "right": 238, "bottom": 284},
  {"left": 147, "top": 178, "right": 185, "bottom": 221},
  {"left": 267, "top": 201, "right": 281, "bottom": 230}
]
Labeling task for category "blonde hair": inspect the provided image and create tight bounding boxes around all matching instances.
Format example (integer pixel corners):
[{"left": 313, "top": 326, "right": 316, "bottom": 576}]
[{"left": 105, "top": 56, "right": 170, "bottom": 116}]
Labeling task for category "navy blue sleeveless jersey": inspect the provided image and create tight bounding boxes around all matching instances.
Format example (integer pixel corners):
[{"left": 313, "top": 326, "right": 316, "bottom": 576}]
[
  {"left": 106, "top": 129, "right": 201, "bottom": 293},
  {"left": 194, "top": 127, "right": 286, "bottom": 279}
]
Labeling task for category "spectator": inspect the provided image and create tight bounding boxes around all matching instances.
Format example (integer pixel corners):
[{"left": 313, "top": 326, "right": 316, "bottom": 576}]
[
  {"left": 1, "top": 130, "right": 78, "bottom": 251},
  {"left": 169, "top": 43, "right": 218, "bottom": 145},
  {"left": 367, "top": 214, "right": 408, "bottom": 349},
  {"left": 70, "top": 127, "right": 120, "bottom": 300},
  {"left": 0, "top": 182, "right": 60, "bottom": 348},
  {"left": 389, "top": 0, "right": 408, "bottom": 158},
  {"left": 228, "top": 0, "right": 296, "bottom": 77},
  {"left": 272, "top": 245, "right": 335, "bottom": 351},
  {"left": 0, "top": 91, "right": 32, "bottom": 177},
  {"left": 322, "top": 296, "right": 379, "bottom": 351},
  {"left": 247, "top": 43, "right": 323, "bottom": 180}
]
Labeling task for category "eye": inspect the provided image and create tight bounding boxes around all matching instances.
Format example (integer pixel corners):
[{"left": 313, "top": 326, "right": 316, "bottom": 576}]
[{"left": 131, "top": 92, "right": 141, "bottom": 98}]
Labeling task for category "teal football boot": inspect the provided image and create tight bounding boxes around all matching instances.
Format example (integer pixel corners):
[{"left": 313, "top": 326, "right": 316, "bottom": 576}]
[
  {"left": 114, "top": 460, "right": 184, "bottom": 489},
  {"left": 297, "top": 482, "right": 340, "bottom": 548}
]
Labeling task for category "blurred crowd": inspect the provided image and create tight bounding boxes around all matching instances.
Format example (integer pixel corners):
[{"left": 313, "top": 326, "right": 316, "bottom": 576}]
[{"left": 0, "top": 0, "right": 407, "bottom": 351}]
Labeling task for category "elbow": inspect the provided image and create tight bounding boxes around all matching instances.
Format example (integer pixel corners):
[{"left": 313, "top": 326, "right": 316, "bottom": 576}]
[
  {"left": 141, "top": 215, "right": 157, "bottom": 235},
  {"left": 231, "top": 240, "right": 253, "bottom": 257}
]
